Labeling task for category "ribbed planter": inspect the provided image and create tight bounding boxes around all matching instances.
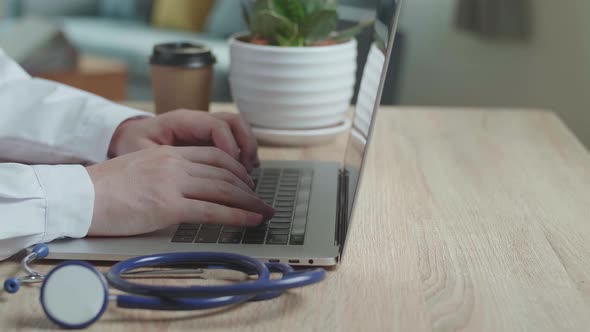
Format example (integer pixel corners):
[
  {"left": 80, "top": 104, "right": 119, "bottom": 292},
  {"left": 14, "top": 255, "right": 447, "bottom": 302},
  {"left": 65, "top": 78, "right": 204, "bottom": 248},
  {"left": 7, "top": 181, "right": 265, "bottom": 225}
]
[{"left": 229, "top": 36, "right": 357, "bottom": 130}]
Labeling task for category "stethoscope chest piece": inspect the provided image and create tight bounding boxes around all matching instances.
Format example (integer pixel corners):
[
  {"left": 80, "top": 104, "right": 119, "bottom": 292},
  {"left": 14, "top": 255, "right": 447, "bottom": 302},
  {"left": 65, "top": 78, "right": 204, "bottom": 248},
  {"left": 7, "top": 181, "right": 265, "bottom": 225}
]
[{"left": 40, "top": 261, "right": 109, "bottom": 329}]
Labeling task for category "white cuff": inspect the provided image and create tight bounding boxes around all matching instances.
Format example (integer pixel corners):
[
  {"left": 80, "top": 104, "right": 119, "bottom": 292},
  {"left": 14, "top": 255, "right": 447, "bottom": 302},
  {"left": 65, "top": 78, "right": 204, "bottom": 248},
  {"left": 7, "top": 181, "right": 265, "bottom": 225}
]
[
  {"left": 32, "top": 164, "right": 95, "bottom": 242},
  {"left": 76, "top": 103, "right": 153, "bottom": 164}
]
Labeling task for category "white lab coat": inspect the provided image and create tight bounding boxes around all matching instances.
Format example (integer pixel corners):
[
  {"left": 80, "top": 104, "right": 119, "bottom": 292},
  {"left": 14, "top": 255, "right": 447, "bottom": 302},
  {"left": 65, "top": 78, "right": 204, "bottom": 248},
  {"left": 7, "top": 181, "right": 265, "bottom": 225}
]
[{"left": 0, "top": 49, "right": 149, "bottom": 260}]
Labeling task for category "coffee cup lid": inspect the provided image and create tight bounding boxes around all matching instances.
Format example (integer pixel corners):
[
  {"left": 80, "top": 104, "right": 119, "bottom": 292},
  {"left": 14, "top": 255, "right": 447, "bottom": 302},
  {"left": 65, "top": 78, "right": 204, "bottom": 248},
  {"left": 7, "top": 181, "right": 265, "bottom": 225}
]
[{"left": 150, "top": 42, "right": 216, "bottom": 68}]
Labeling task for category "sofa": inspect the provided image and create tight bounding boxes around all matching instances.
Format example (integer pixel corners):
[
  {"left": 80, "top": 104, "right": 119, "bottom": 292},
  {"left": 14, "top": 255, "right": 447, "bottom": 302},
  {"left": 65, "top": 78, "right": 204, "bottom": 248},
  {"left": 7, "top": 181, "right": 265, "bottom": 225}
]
[{"left": 1, "top": 0, "right": 246, "bottom": 101}]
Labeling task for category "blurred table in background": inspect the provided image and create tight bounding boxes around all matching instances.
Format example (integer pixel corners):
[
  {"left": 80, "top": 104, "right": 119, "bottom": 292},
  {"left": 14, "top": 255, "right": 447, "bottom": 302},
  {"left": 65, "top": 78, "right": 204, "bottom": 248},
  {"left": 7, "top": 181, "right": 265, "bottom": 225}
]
[
  {"left": 0, "top": 18, "right": 127, "bottom": 101},
  {"left": 36, "top": 55, "right": 128, "bottom": 101}
]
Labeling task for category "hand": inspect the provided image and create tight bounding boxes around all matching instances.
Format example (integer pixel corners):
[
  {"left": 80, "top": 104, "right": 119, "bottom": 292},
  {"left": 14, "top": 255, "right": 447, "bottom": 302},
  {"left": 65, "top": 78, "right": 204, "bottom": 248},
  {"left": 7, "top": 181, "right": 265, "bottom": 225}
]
[
  {"left": 109, "top": 110, "right": 260, "bottom": 172},
  {"left": 85, "top": 146, "right": 274, "bottom": 236}
]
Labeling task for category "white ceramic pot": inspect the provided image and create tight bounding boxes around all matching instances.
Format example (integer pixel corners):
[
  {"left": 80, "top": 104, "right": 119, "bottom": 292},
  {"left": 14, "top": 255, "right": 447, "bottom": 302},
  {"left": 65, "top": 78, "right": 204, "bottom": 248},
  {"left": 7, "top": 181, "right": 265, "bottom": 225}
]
[{"left": 229, "top": 36, "right": 357, "bottom": 130}]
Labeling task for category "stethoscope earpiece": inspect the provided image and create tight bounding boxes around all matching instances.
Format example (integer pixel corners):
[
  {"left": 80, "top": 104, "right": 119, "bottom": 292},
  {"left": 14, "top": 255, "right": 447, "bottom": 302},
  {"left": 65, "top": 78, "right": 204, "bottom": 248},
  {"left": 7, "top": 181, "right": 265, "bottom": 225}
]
[
  {"left": 4, "top": 277, "right": 20, "bottom": 293},
  {"left": 4, "top": 243, "right": 49, "bottom": 294}
]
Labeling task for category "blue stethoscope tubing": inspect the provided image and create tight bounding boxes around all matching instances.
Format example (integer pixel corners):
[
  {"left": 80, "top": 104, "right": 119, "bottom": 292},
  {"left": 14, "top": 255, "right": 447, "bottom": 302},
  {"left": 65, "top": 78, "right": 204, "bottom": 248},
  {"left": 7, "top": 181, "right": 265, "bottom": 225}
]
[
  {"left": 107, "top": 252, "right": 326, "bottom": 310},
  {"left": 4, "top": 244, "right": 326, "bottom": 328}
]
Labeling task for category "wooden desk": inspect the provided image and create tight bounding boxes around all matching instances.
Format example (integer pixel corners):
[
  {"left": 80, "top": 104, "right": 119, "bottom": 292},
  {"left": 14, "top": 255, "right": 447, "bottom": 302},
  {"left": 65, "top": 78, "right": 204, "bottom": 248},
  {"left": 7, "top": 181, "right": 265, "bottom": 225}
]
[{"left": 2, "top": 105, "right": 590, "bottom": 331}]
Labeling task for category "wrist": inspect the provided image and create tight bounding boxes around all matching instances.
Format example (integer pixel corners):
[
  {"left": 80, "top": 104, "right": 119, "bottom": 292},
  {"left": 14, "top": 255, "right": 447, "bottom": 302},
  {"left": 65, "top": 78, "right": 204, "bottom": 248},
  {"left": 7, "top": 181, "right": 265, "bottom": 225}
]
[{"left": 107, "top": 117, "right": 145, "bottom": 158}]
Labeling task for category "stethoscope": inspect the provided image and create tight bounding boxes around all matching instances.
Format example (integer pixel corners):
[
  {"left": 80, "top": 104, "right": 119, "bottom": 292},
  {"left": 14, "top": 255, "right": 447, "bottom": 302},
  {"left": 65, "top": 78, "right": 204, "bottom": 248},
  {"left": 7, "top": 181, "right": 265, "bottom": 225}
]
[{"left": 4, "top": 244, "right": 326, "bottom": 329}]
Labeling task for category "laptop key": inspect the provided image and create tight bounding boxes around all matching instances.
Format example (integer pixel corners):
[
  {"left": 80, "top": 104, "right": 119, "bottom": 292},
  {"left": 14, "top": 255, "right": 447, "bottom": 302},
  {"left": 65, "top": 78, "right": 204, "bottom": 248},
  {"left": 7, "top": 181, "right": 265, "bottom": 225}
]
[
  {"left": 274, "top": 212, "right": 293, "bottom": 218},
  {"left": 258, "top": 190, "right": 275, "bottom": 195},
  {"left": 222, "top": 226, "right": 244, "bottom": 233},
  {"left": 268, "top": 229, "right": 290, "bottom": 236},
  {"left": 244, "top": 228, "right": 267, "bottom": 235},
  {"left": 270, "top": 217, "right": 292, "bottom": 223},
  {"left": 270, "top": 223, "right": 291, "bottom": 229},
  {"left": 290, "top": 216, "right": 307, "bottom": 245},
  {"left": 276, "top": 198, "right": 295, "bottom": 203},
  {"left": 219, "top": 232, "right": 243, "bottom": 244},
  {"left": 178, "top": 223, "right": 200, "bottom": 230},
  {"left": 201, "top": 224, "right": 222, "bottom": 229},
  {"left": 294, "top": 204, "right": 308, "bottom": 219},
  {"left": 172, "top": 235, "right": 196, "bottom": 243},
  {"left": 290, "top": 235, "right": 304, "bottom": 245},
  {"left": 195, "top": 229, "right": 221, "bottom": 243},
  {"left": 174, "top": 230, "right": 198, "bottom": 237},
  {"left": 258, "top": 188, "right": 276, "bottom": 194},
  {"left": 279, "top": 186, "right": 297, "bottom": 191},
  {"left": 251, "top": 224, "right": 269, "bottom": 232},
  {"left": 243, "top": 236, "right": 265, "bottom": 244},
  {"left": 266, "top": 235, "right": 289, "bottom": 245}
]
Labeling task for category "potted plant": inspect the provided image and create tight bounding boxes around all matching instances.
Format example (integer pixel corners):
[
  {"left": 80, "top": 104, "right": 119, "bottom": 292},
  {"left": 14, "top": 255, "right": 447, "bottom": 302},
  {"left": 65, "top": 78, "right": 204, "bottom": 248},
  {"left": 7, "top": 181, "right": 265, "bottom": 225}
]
[{"left": 229, "top": 0, "right": 371, "bottom": 134}]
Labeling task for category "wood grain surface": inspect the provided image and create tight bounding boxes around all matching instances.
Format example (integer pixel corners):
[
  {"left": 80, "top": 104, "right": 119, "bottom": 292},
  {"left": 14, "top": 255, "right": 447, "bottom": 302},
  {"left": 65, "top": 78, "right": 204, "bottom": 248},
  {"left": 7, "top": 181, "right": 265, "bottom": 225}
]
[{"left": 1, "top": 105, "right": 589, "bottom": 331}]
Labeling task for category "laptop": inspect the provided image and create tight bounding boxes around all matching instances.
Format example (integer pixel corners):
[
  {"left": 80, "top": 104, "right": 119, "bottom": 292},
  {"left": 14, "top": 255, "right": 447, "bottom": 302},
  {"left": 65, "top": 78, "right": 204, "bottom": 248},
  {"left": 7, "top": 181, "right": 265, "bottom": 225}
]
[{"left": 45, "top": 0, "right": 403, "bottom": 266}]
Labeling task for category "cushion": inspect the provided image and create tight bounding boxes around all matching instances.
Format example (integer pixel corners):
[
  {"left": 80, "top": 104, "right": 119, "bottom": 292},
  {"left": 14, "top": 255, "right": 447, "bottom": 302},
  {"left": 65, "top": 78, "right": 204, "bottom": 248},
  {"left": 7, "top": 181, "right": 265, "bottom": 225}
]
[{"left": 151, "top": 0, "right": 215, "bottom": 32}]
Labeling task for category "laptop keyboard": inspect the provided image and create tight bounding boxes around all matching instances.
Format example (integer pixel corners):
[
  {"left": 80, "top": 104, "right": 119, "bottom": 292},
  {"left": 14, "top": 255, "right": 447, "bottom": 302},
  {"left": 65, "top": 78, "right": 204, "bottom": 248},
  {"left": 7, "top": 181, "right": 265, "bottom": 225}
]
[{"left": 171, "top": 168, "right": 313, "bottom": 245}]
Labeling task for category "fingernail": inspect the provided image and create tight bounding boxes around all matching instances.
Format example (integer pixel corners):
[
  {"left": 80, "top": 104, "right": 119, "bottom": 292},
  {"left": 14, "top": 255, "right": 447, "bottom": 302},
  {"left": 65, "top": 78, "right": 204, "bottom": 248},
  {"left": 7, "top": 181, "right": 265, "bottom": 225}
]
[
  {"left": 248, "top": 214, "right": 264, "bottom": 226},
  {"left": 266, "top": 206, "right": 276, "bottom": 218}
]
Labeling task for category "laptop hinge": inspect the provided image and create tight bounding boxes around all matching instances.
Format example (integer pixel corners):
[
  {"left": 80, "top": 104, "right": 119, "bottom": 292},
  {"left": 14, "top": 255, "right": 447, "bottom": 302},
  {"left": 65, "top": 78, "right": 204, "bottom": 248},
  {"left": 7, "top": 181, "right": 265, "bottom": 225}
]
[{"left": 335, "top": 169, "right": 349, "bottom": 250}]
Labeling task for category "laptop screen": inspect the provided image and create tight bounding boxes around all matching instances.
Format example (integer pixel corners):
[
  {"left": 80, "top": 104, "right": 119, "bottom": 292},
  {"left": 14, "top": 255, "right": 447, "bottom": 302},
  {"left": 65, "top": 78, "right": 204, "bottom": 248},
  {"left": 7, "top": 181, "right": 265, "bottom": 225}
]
[{"left": 343, "top": 0, "right": 403, "bottom": 222}]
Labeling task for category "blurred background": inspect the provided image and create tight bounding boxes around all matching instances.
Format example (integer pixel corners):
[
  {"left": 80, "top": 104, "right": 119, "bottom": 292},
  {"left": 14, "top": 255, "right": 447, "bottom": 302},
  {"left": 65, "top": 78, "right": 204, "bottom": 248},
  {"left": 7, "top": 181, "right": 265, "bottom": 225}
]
[{"left": 0, "top": 0, "right": 589, "bottom": 146}]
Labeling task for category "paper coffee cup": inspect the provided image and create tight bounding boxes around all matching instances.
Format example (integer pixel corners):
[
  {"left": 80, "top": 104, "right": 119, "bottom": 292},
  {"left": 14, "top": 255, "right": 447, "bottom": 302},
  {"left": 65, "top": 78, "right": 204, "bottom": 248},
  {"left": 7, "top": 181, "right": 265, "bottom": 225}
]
[{"left": 150, "top": 42, "right": 216, "bottom": 114}]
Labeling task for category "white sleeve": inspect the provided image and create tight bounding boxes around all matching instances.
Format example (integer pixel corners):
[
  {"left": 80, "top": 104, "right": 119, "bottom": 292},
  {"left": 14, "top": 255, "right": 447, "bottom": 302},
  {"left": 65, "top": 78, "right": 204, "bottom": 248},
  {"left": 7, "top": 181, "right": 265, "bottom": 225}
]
[
  {"left": 0, "top": 163, "right": 94, "bottom": 260},
  {"left": 0, "top": 49, "right": 153, "bottom": 259},
  {"left": 0, "top": 48, "right": 152, "bottom": 164}
]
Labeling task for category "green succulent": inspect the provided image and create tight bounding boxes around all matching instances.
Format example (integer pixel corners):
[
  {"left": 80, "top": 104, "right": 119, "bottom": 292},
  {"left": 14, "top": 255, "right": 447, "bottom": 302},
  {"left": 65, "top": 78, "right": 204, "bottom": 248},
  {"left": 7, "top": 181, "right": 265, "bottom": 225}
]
[{"left": 242, "top": 0, "right": 373, "bottom": 46}]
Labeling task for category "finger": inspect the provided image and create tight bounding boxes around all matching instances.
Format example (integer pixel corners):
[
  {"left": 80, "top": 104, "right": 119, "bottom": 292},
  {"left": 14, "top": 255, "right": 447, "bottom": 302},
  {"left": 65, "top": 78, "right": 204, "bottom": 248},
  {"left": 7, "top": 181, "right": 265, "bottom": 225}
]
[
  {"left": 209, "top": 121, "right": 241, "bottom": 162},
  {"left": 176, "top": 146, "right": 254, "bottom": 187},
  {"left": 182, "top": 162, "right": 254, "bottom": 193},
  {"left": 181, "top": 178, "right": 275, "bottom": 219},
  {"left": 211, "top": 113, "right": 260, "bottom": 170},
  {"left": 160, "top": 110, "right": 241, "bottom": 161},
  {"left": 175, "top": 199, "right": 263, "bottom": 226}
]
